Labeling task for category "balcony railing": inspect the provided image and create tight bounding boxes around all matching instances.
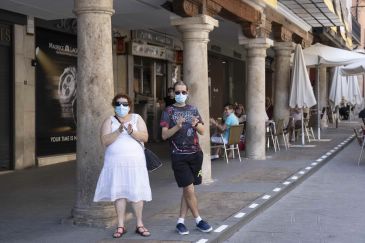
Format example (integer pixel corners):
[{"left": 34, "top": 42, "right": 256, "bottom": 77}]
[{"left": 352, "top": 15, "right": 361, "bottom": 45}]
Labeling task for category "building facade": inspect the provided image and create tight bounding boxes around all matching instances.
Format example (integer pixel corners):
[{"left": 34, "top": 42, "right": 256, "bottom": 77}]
[{"left": 0, "top": 0, "right": 360, "bottom": 226}]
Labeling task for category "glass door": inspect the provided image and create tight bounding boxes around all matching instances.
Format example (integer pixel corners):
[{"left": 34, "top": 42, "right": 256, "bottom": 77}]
[{"left": 133, "top": 57, "right": 167, "bottom": 142}]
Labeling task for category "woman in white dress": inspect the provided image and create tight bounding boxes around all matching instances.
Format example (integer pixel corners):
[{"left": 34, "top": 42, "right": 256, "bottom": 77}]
[{"left": 94, "top": 93, "right": 152, "bottom": 238}]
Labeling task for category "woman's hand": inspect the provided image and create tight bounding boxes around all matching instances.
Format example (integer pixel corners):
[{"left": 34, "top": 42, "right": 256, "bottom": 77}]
[
  {"left": 126, "top": 123, "right": 133, "bottom": 135},
  {"left": 118, "top": 122, "right": 124, "bottom": 133},
  {"left": 101, "top": 117, "right": 121, "bottom": 147}
]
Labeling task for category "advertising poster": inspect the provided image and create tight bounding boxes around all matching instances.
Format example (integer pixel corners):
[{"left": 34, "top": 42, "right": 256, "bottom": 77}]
[{"left": 36, "top": 28, "right": 77, "bottom": 156}]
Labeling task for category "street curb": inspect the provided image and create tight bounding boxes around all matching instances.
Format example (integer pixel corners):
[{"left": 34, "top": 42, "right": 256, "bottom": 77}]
[{"left": 195, "top": 134, "right": 355, "bottom": 243}]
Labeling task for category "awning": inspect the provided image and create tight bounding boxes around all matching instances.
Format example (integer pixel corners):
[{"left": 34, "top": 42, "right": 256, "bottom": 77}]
[
  {"left": 302, "top": 43, "right": 365, "bottom": 67},
  {"left": 278, "top": 0, "right": 343, "bottom": 27}
]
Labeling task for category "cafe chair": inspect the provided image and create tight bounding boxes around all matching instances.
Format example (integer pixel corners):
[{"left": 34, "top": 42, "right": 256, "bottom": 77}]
[
  {"left": 354, "top": 128, "right": 365, "bottom": 166},
  {"left": 266, "top": 121, "right": 279, "bottom": 152},
  {"left": 304, "top": 118, "right": 316, "bottom": 142},
  {"left": 211, "top": 124, "right": 244, "bottom": 164},
  {"left": 294, "top": 119, "right": 315, "bottom": 143},
  {"left": 274, "top": 119, "right": 289, "bottom": 150}
]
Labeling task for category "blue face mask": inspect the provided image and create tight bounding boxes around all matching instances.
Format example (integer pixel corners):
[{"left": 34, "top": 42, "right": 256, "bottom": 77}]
[
  {"left": 115, "top": 105, "right": 129, "bottom": 117},
  {"left": 175, "top": 94, "right": 187, "bottom": 104}
]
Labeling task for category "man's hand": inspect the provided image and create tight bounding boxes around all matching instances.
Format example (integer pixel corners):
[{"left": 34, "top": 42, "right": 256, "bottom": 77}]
[
  {"left": 191, "top": 116, "right": 199, "bottom": 127},
  {"left": 176, "top": 116, "right": 185, "bottom": 128}
]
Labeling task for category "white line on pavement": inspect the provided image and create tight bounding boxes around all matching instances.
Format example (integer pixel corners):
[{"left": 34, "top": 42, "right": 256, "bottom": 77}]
[
  {"left": 196, "top": 239, "right": 208, "bottom": 243},
  {"left": 234, "top": 212, "right": 246, "bottom": 218},
  {"left": 214, "top": 225, "right": 228, "bottom": 233},
  {"left": 249, "top": 203, "right": 259, "bottom": 208}
]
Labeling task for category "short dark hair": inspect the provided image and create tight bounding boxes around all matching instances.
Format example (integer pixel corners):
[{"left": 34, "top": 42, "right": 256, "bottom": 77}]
[
  {"left": 112, "top": 93, "right": 133, "bottom": 111},
  {"left": 224, "top": 103, "right": 234, "bottom": 110},
  {"left": 173, "top": 80, "right": 188, "bottom": 91}
]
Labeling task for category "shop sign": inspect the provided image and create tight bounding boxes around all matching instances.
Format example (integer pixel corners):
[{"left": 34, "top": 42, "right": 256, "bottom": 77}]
[
  {"left": 36, "top": 19, "right": 77, "bottom": 35},
  {"left": 132, "top": 30, "right": 173, "bottom": 48},
  {"left": 176, "top": 50, "right": 183, "bottom": 65},
  {"left": 115, "top": 36, "right": 126, "bottom": 55},
  {"left": 36, "top": 28, "right": 77, "bottom": 156},
  {"left": 0, "top": 23, "right": 11, "bottom": 46},
  {"left": 131, "top": 42, "right": 175, "bottom": 62}
]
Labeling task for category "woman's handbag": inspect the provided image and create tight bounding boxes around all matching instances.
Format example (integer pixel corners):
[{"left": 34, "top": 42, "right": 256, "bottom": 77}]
[
  {"left": 114, "top": 115, "right": 162, "bottom": 172},
  {"left": 144, "top": 147, "right": 163, "bottom": 172}
]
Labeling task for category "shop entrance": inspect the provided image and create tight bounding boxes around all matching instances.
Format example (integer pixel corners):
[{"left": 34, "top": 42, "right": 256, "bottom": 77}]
[
  {"left": 0, "top": 23, "right": 12, "bottom": 170},
  {"left": 208, "top": 53, "right": 245, "bottom": 119},
  {"left": 133, "top": 56, "right": 167, "bottom": 141},
  {"left": 209, "top": 54, "right": 229, "bottom": 119}
]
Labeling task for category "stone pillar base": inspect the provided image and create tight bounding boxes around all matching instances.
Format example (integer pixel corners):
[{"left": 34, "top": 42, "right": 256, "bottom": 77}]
[{"left": 70, "top": 204, "right": 116, "bottom": 227}]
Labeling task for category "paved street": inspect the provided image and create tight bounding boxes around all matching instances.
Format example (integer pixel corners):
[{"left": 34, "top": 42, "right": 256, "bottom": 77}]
[
  {"left": 225, "top": 139, "right": 365, "bottom": 243},
  {"left": 0, "top": 123, "right": 361, "bottom": 243}
]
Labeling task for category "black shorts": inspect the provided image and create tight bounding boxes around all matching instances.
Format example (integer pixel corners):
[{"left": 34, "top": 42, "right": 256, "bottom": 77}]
[{"left": 171, "top": 151, "right": 203, "bottom": 188}]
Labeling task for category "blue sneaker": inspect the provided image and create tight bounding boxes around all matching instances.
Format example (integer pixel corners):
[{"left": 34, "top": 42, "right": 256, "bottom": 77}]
[
  {"left": 176, "top": 223, "right": 189, "bottom": 235},
  {"left": 196, "top": 220, "right": 213, "bottom": 232}
]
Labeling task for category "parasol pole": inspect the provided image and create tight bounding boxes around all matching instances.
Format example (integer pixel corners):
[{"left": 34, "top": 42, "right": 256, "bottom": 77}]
[
  {"left": 301, "top": 108, "right": 305, "bottom": 145},
  {"left": 316, "top": 57, "right": 321, "bottom": 140}
]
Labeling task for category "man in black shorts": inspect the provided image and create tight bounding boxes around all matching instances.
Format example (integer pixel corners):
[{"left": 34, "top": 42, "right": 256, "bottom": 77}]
[{"left": 160, "top": 81, "right": 213, "bottom": 235}]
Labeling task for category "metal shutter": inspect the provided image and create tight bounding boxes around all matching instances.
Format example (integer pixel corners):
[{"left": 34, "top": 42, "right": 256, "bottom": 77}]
[{"left": 0, "top": 44, "right": 11, "bottom": 170}]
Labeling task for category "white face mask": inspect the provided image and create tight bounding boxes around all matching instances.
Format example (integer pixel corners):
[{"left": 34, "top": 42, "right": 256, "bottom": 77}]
[
  {"left": 175, "top": 94, "right": 187, "bottom": 104},
  {"left": 115, "top": 105, "right": 129, "bottom": 117}
]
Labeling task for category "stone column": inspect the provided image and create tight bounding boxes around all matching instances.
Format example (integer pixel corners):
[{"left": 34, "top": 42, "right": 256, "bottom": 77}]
[
  {"left": 72, "top": 0, "right": 116, "bottom": 227},
  {"left": 273, "top": 42, "right": 293, "bottom": 123},
  {"left": 240, "top": 38, "right": 273, "bottom": 160},
  {"left": 171, "top": 15, "right": 218, "bottom": 182}
]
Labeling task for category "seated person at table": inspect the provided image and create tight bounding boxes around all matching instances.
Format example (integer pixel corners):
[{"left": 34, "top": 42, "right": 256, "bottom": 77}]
[
  {"left": 265, "top": 97, "right": 274, "bottom": 120},
  {"left": 339, "top": 98, "right": 350, "bottom": 120},
  {"left": 210, "top": 104, "right": 239, "bottom": 159},
  {"left": 287, "top": 108, "right": 302, "bottom": 142},
  {"left": 234, "top": 104, "right": 246, "bottom": 124},
  {"left": 163, "top": 87, "right": 175, "bottom": 107}
]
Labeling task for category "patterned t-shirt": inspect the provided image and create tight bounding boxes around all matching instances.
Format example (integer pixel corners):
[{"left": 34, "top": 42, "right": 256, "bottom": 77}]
[{"left": 160, "top": 105, "right": 203, "bottom": 154}]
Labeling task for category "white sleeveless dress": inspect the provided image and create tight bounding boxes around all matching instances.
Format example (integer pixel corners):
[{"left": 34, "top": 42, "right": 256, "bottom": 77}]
[{"left": 93, "top": 114, "right": 152, "bottom": 202}]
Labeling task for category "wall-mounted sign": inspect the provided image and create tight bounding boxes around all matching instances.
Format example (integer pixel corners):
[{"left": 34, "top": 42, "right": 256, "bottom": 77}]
[
  {"left": 36, "top": 18, "right": 77, "bottom": 35},
  {"left": 27, "top": 16, "right": 34, "bottom": 35},
  {"left": 36, "top": 28, "right": 77, "bottom": 156},
  {"left": 0, "top": 23, "right": 11, "bottom": 46},
  {"left": 115, "top": 36, "right": 126, "bottom": 55},
  {"left": 132, "top": 29, "right": 173, "bottom": 48},
  {"left": 131, "top": 42, "right": 175, "bottom": 62},
  {"left": 176, "top": 50, "right": 183, "bottom": 65}
]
